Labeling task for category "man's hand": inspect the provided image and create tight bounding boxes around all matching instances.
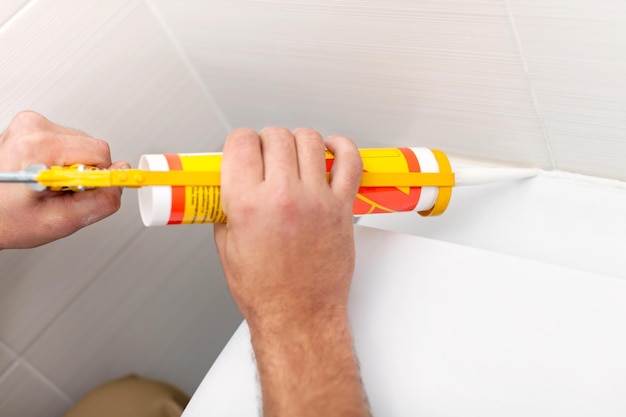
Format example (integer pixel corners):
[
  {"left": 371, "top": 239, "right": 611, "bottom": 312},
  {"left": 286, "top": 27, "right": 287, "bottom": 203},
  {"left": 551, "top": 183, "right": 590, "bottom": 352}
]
[
  {"left": 0, "top": 111, "right": 129, "bottom": 249},
  {"left": 214, "top": 127, "right": 370, "bottom": 417}
]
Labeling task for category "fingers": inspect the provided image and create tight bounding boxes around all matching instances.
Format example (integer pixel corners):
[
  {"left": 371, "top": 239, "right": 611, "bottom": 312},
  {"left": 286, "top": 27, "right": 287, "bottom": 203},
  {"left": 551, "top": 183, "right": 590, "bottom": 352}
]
[
  {"left": 259, "top": 127, "right": 298, "bottom": 182},
  {"left": 292, "top": 128, "right": 326, "bottom": 185},
  {"left": 110, "top": 160, "right": 131, "bottom": 170},
  {"left": 222, "top": 128, "right": 263, "bottom": 187},
  {"left": 220, "top": 128, "right": 264, "bottom": 211},
  {"left": 325, "top": 135, "right": 362, "bottom": 204},
  {"left": 72, "top": 187, "right": 123, "bottom": 226},
  {"left": 223, "top": 127, "right": 327, "bottom": 189},
  {"left": 59, "top": 160, "right": 130, "bottom": 227},
  {"left": 39, "top": 160, "right": 129, "bottom": 234},
  {"left": 55, "top": 136, "right": 113, "bottom": 168},
  {"left": 8, "top": 110, "right": 89, "bottom": 137},
  {"left": 6, "top": 111, "right": 113, "bottom": 169},
  {"left": 39, "top": 185, "right": 122, "bottom": 236},
  {"left": 22, "top": 134, "right": 112, "bottom": 168}
]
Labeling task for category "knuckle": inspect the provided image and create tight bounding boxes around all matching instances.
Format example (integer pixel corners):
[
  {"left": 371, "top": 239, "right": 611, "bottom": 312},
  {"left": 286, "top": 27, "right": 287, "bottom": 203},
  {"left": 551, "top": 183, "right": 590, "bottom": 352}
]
[
  {"left": 11, "top": 110, "right": 47, "bottom": 128},
  {"left": 4, "top": 112, "right": 52, "bottom": 159},
  {"left": 273, "top": 187, "right": 300, "bottom": 213},
  {"left": 260, "top": 126, "right": 291, "bottom": 138},
  {"left": 293, "top": 127, "right": 323, "bottom": 141},
  {"left": 12, "top": 130, "right": 48, "bottom": 160},
  {"left": 93, "top": 138, "right": 111, "bottom": 156},
  {"left": 226, "top": 128, "right": 259, "bottom": 150},
  {"left": 292, "top": 127, "right": 315, "bottom": 135},
  {"left": 228, "top": 194, "right": 259, "bottom": 219},
  {"left": 229, "top": 127, "right": 257, "bottom": 140}
]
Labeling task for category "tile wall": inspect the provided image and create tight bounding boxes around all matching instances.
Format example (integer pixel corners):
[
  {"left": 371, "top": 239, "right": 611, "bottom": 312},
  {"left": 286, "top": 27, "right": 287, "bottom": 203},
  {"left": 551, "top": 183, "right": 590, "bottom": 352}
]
[
  {"left": 1, "top": 0, "right": 625, "bottom": 415},
  {"left": 0, "top": 1, "right": 239, "bottom": 415},
  {"left": 152, "top": 0, "right": 626, "bottom": 179}
]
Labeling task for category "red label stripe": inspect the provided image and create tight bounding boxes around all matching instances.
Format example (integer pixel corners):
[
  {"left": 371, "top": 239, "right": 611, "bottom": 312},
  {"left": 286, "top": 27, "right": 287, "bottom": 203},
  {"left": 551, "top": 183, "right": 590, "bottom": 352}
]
[{"left": 164, "top": 154, "right": 184, "bottom": 225}]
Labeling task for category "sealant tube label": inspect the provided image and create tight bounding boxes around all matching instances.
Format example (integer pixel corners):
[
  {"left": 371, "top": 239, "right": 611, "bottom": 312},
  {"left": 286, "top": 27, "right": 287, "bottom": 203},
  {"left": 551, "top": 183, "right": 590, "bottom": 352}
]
[
  {"left": 139, "top": 148, "right": 442, "bottom": 226},
  {"left": 327, "top": 148, "right": 423, "bottom": 215},
  {"left": 164, "top": 153, "right": 226, "bottom": 225}
]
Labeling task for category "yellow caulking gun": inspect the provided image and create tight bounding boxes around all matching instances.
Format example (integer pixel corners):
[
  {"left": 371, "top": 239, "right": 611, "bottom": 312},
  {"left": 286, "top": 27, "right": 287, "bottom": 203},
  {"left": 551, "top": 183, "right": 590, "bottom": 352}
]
[{"left": 0, "top": 148, "right": 538, "bottom": 226}]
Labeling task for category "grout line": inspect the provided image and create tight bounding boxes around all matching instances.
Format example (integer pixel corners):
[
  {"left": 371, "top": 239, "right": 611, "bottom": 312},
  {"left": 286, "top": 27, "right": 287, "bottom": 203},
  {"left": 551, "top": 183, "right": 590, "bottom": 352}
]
[
  {"left": 0, "top": 338, "right": 18, "bottom": 383},
  {"left": 503, "top": 0, "right": 557, "bottom": 170},
  {"left": 21, "top": 228, "right": 147, "bottom": 356},
  {"left": 0, "top": 338, "right": 17, "bottom": 357},
  {"left": 18, "top": 357, "right": 73, "bottom": 405},
  {"left": 0, "top": 0, "right": 39, "bottom": 35},
  {"left": 0, "top": 360, "right": 20, "bottom": 386},
  {"left": 0, "top": 339, "right": 73, "bottom": 405},
  {"left": 144, "top": 0, "right": 234, "bottom": 132}
]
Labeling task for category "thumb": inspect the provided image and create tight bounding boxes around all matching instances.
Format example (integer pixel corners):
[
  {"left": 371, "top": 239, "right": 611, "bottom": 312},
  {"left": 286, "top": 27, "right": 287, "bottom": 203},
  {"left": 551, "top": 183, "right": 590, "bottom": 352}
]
[
  {"left": 59, "top": 186, "right": 123, "bottom": 229},
  {"left": 325, "top": 136, "right": 362, "bottom": 204},
  {"left": 110, "top": 160, "right": 131, "bottom": 170}
]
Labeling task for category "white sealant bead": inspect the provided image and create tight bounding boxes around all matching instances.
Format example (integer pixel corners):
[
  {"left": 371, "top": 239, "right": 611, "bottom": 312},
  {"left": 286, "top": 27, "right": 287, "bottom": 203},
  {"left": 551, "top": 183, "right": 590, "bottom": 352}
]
[
  {"left": 138, "top": 154, "right": 172, "bottom": 227},
  {"left": 409, "top": 147, "right": 439, "bottom": 212}
]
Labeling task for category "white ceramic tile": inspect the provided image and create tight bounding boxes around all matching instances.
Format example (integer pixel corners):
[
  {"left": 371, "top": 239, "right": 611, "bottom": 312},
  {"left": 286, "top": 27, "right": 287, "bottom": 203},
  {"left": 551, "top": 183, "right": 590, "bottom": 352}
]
[
  {"left": 0, "top": 193, "right": 142, "bottom": 353},
  {"left": 0, "top": 0, "right": 229, "bottom": 160},
  {"left": 0, "top": 361, "right": 71, "bottom": 417},
  {"left": 0, "top": 341, "right": 15, "bottom": 376},
  {"left": 24, "top": 223, "right": 241, "bottom": 401},
  {"left": 0, "top": 0, "right": 229, "bottom": 352},
  {"left": 0, "top": 0, "right": 29, "bottom": 27},
  {"left": 547, "top": 131, "right": 626, "bottom": 179},
  {"left": 152, "top": 0, "right": 552, "bottom": 167},
  {"left": 508, "top": 0, "right": 626, "bottom": 179},
  {"left": 128, "top": 258, "right": 242, "bottom": 396},
  {"left": 358, "top": 166, "right": 626, "bottom": 279}
]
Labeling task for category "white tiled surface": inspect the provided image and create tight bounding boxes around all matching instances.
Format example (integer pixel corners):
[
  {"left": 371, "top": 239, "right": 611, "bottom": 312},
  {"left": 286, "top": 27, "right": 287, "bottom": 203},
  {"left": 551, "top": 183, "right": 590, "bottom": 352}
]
[
  {"left": 151, "top": 0, "right": 553, "bottom": 168},
  {"left": 0, "top": 0, "right": 230, "bottom": 352},
  {"left": 24, "top": 222, "right": 241, "bottom": 400},
  {"left": 0, "top": 0, "right": 237, "bottom": 414},
  {"left": 508, "top": 0, "right": 626, "bottom": 179},
  {"left": 0, "top": 0, "right": 30, "bottom": 27},
  {"left": 151, "top": 0, "right": 626, "bottom": 180},
  {"left": 0, "top": 342, "right": 15, "bottom": 376},
  {"left": 0, "top": 197, "right": 140, "bottom": 353},
  {"left": 0, "top": 0, "right": 228, "bottom": 158},
  {"left": 1, "top": 0, "right": 625, "bottom": 415},
  {"left": 0, "top": 361, "right": 71, "bottom": 417}
]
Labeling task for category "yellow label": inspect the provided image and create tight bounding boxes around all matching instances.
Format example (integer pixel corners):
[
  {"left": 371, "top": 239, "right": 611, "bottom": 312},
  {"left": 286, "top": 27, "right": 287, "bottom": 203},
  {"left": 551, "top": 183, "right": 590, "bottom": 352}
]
[
  {"left": 327, "top": 148, "right": 412, "bottom": 195},
  {"left": 178, "top": 154, "right": 227, "bottom": 224},
  {"left": 167, "top": 148, "right": 429, "bottom": 223}
]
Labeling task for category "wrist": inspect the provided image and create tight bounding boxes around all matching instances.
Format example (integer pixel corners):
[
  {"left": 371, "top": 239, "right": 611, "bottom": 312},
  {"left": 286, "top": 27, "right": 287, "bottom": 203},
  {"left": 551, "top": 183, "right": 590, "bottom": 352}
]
[
  {"left": 248, "top": 302, "right": 350, "bottom": 341},
  {"left": 248, "top": 303, "right": 370, "bottom": 417}
]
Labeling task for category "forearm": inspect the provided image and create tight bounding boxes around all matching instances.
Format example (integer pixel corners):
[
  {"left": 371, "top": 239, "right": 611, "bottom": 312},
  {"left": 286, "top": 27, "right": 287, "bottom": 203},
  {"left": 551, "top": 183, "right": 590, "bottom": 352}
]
[
  {"left": 250, "top": 308, "right": 371, "bottom": 417},
  {"left": 215, "top": 128, "right": 368, "bottom": 415}
]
